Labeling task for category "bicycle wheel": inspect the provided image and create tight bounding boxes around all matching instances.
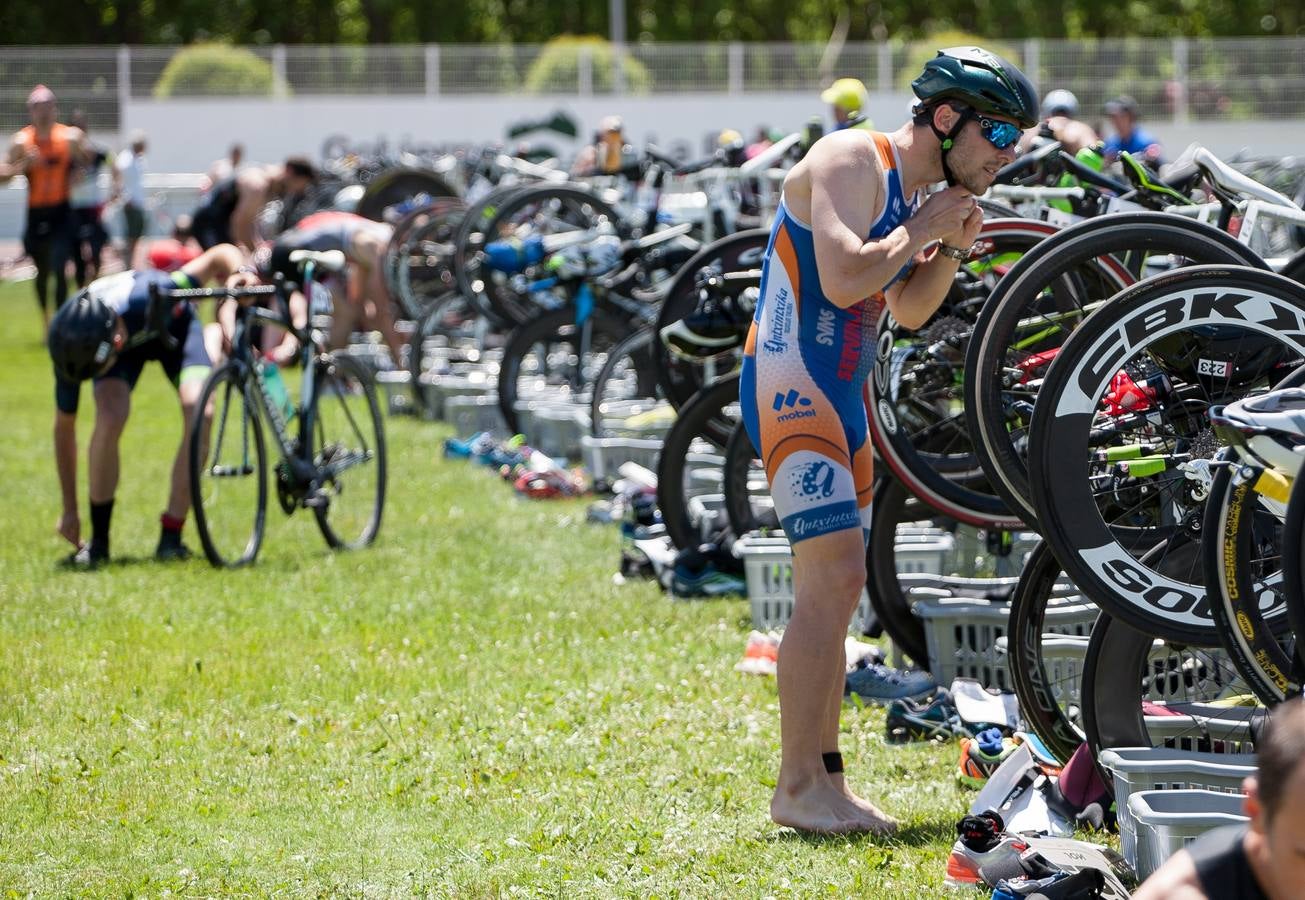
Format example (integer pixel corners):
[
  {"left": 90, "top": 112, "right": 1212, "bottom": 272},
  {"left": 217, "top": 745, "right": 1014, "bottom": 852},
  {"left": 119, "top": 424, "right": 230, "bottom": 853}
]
[
  {"left": 190, "top": 362, "right": 267, "bottom": 568},
  {"left": 388, "top": 199, "right": 466, "bottom": 320},
  {"left": 407, "top": 291, "right": 485, "bottom": 418},
  {"left": 477, "top": 184, "right": 623, "bottom": 325},
  {"left": 1284, "top": 464, "right": 1305, "bottom": 641},
  {"left": 864, "top": 474, "right": 935, "bottom": 666},
  {"left": 1008, "top": 540, "right": 1096, "bottom": 765},
  {"left": 721, "top": 421, "right": 778, "bottom": 539},
  {"left": 451, "top": 183, "right": 530, "bottom": 328},
  {"left": 356, "top": 166, "right": 458, "bottom": 222},
  {"left": 1028, "top": 265, "right": 1305, "bottom": 643},
  {"left": 656, "top": 375, "right": 741, "bottom": 550},
  {"left": 309, "top": 354, "right": 387, "bottom": 550},
  {"left": 651, "top": 229, "right": 768, "bottom": 410},
  {"left": 589, "top": 326, "right": 664, "bottom": 438},
  {"left": 497, "top": 305, "right": 632, "bottom": 436},
  {"left": 1081, "top": 611, "right": 1260, "bottom": 773},
  {"left": 867, "top": 218, "right": 1058, "bottom": 529},
  {"left": 966, "top": 213, "right": 1266, "bottom": 525}
]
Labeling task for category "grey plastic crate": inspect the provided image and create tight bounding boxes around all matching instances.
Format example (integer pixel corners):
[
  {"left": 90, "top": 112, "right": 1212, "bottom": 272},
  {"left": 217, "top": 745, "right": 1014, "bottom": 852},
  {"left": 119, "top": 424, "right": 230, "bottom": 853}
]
[
  {"left": 374, "top": 369, "right": 415, "bottom": 417},
  {"left": 445, "top": 393, "right": 505, "bottom": 438},
  {"left": 913, "top": 593, "right": 1097, "bottom": 693},
  {"left": 530, "top": 404, "right": 591, "bottom": 460},
  {"left": 1128, "top": 789, "right": 1249, "bottom": 880},
  {"left": 1101, "top": 747, "right": 1255, "bottom": 871},
  {"left": 425, "top": 373, "right": 496, "bottom": 421},
  {"left": 581, "top": 436, "right": 663, "bottom": 483},
  {"left": 737, "top": 534, "right": 873, "bottom": 633}
]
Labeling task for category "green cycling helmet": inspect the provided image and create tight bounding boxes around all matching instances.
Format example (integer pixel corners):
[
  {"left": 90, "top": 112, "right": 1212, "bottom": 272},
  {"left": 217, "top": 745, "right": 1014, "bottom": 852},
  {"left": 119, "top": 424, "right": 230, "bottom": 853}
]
[{"left": 912, "top": 47, "right": 1039, "bottom": 129}]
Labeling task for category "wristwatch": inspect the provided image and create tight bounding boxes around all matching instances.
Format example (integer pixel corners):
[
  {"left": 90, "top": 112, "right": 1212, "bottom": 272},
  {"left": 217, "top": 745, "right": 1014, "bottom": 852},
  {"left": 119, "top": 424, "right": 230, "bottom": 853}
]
[{"left": 937, "top": 242, "right": 971, "bottom": 261}]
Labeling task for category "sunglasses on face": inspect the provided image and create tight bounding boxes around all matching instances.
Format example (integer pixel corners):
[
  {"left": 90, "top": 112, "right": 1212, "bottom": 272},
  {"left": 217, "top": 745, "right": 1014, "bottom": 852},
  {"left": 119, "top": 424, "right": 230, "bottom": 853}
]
[{"left": 977, "top": 116, "right": 1022, "bottom": 150}]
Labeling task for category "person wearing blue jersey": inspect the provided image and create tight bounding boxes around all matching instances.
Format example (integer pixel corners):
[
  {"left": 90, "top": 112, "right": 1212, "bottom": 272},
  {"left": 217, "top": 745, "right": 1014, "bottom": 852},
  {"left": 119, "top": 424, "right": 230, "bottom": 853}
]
[
  {"left": 1103, "top": 95, "right": 1163, "bottom": 166},
  {"left": 740, "top": 47, "right": 1038, "bottom": 834},
  {"left": 47, "top": 243, "right": 248, "bottom": 568}
]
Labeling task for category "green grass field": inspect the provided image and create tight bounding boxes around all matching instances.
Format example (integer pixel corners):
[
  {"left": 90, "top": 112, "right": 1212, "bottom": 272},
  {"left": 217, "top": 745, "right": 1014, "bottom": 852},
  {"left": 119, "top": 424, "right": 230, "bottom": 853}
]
[{"left": 0, "top": 280, "right": 971, "bottom": 897}]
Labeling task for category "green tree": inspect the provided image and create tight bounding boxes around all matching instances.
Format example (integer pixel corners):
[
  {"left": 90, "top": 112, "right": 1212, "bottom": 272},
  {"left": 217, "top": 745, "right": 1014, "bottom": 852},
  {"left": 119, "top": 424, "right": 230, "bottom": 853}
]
[{"left": 153, "top": 43, "right": 286, "bottom": 97}]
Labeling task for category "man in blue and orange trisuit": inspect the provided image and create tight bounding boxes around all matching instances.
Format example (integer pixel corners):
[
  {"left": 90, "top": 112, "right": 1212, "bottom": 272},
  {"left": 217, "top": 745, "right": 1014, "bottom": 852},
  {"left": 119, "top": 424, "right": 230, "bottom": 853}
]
[{"left": 740, "top": 47, "right": 1040, "bottom": 835}]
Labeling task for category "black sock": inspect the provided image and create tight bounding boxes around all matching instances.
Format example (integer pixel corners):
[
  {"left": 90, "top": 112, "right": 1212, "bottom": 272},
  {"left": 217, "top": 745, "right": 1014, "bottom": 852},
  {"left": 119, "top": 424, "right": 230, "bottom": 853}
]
[
  {"left": 159, "top": 513, "right": 184, "bottom": 548},
  {"left": 89, "top": 499, "right": 114, "bottom": 555}
]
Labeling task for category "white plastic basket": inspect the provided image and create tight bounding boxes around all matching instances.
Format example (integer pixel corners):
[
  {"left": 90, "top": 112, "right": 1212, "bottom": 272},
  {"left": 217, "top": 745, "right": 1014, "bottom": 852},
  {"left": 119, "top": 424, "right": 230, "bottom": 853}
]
[
  {"left": 444, "top": 393, "right": 505, "bottom": 438},
  {"left": 736, "top": 534, "right": 871, "bottom": 634},
  {"left": 1142, "top": 701, "right": 1264, "bottom": 755},
  {"left": 1128, "top": 789, "right": 1249, "bottom": 880},
  {"left": 1100, "top": 747, "right": 1255, "bottom": 871},
  {"left": 427, "top": 373, "right": 496, "bottom": 421},
  {"left": 530, "top": 404, "right": 591, "bottom": 460},
  {"left": 374, "top": 369, "right": 414, "bottom": 417},
  {"left": 581, "top": 436, "right": 663, "bottom": 483},
  {"left": 912, "top": 592, "right": 1098, "bottom": 693}
]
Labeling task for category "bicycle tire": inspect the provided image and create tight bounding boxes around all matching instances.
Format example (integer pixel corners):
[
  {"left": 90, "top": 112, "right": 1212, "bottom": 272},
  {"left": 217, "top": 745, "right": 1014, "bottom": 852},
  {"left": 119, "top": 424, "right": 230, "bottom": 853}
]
[
  {"left": 589, "top": 326, "right": 663, "bottom": 438},
  {"left": 310, "top": 354, "right": 387, "bottom": 550},
  {"left": 966, "top": 213, "right": 1266, "bottom": 525},
  {"left": 721, "top": 421, "right": 779, "bottom": 540},
  {"left": 866, "top": 217, "right": 1058, "bottom": 529},
  {"left": 496, "top": 305, "right": 632, "bottom": 436},
  {"left": 1203, "top": 453, "right": 1299, "bottom": 706},
  {"left": 651, "top": 229, "right": 769, "bottom": 410},
  {"left": 656, "top": 374, "right": 741, "bottom": 550},
  {"left": 1284, "top": 460, "right": 1305, "bottom": 645},
  {"left": 864, "top": 474, "right": 935, "bottom": 666},
  {"left": 1028, "top": 265, "right": 1305, "bottom": 642},
  {"left": 407, "top": 290, "right": 482, "bottom": 418},
  {"left": 451, "top": 183, "right": 531, "bottom": 328},
  {"left": 1280, "top": 246, "right": 1305, "bottom": 286},
  {"left": 356, "top": 166, "right": 458, "bottom": 222},
  {"left": 388, "top": 199, "right": 467, "bottom": 321},
  {"left": 1008, "top": 540, "right": 1095, "bottom": 764},
  {"left": 1081, "top": 609, "right": 1259, "bottom": 785},
  {"left": 189, "top": 362, "right": 267, "bottom": 568},
  {"left": 477, "top": 184, "right": 624, "bottom": 325}
]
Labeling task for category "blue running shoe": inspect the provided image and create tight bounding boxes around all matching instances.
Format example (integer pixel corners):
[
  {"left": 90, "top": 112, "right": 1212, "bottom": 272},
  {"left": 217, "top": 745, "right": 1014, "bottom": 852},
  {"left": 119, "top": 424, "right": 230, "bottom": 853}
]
[
  {"left": 885, "top": 689, "right": 968, "bottom": 743},
  {"left": 669, "top": 563, "right": 746, "bottom": 598},
  {"left": 845, "top": 663, "right": 937, "bottom": 704}
]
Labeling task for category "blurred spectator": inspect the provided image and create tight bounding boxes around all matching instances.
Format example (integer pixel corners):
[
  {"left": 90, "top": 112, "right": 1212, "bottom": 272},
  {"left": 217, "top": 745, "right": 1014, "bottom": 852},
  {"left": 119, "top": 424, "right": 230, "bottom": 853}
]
[
  {"left": 206, "top": 143, "right": 244, "bottom": 189},
  {"left": 821, "top": 77, "right": 873, "bottom": 131},
  {"left": 1103, "top": 95, "right": 1163, "bottom": 165},
  {"left": 746, "top": 125, "right": 774, "bottom": 160},
  {"left": 67, "top": 109, "right": 109, "bottom": 287},
  {"left": 113, "top": 130, "right": 148, "bottom": 268},
  {"left": 147, "top": 214, "right": 201, "bottom": 272}
]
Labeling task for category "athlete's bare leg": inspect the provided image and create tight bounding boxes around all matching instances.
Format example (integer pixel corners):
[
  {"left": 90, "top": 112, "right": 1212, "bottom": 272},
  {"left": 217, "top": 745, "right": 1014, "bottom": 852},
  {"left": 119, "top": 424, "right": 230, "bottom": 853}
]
[
  {"left": 770, "top": 527, "right": 897, "bottom": 834},
  {"left": 88, "top": 379, "right": 130, "bottom": 504}
]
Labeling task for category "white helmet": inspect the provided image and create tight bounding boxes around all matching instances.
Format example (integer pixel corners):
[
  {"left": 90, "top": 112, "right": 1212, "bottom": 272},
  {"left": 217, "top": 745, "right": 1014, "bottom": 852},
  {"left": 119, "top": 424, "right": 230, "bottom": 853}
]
[{"left": 1041, "top": 89, "right": 1079, "bottom": 119}]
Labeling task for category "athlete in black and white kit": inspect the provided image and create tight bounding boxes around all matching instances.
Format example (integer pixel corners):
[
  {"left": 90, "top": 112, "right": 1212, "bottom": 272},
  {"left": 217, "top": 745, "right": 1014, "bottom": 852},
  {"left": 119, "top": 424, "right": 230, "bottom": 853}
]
[{"left": 48, "top": 243, "right": 247, "bottom": 568}]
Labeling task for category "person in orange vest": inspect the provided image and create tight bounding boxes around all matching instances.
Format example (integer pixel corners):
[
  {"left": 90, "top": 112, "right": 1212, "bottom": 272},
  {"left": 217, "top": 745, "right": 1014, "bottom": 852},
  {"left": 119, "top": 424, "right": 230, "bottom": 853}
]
[{"left": 0, "top": 85, "right": 93, "bottom": 337}]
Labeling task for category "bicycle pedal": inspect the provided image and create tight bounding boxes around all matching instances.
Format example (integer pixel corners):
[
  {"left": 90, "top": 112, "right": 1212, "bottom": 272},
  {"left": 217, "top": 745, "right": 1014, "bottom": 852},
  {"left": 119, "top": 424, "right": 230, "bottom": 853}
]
[{"left": 301, "top": 492, "right": 330, "bottom": 509}]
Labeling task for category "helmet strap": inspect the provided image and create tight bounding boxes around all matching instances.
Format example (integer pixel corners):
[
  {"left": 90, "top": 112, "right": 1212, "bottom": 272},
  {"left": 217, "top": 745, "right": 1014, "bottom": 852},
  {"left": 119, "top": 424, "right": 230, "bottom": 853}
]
[{"left": 928, "top": 105, "right": 974, "bottom": 187}]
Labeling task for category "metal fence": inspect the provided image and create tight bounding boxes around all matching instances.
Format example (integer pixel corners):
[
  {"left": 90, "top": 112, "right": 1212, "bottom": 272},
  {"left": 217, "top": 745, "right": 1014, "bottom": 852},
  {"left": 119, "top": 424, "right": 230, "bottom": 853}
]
[{"left": 3, "top": 38, "right": 1305, "bottom": 133}]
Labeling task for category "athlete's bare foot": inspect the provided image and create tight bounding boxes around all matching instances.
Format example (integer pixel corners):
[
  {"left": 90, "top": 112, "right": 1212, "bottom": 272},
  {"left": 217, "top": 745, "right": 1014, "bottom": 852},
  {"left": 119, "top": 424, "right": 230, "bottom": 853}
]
[
  {"left": 771, "top": 773, "right": 898, "bottom": 835},
  {"left": 829, "top": 772, "right": 901, "bottom": 831}
]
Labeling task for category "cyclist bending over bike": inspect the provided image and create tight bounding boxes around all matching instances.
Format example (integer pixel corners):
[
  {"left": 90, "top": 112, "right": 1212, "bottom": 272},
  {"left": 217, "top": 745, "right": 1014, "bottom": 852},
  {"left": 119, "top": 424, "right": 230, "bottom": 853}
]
[
  {"left": 255, "top": 210, "right": 405, "bottom": 365},
  {"left": 739, "top": 47, "right": 1037, "bottom": 835},
  {"left": 48, "top": 243, "right": 249, "bottom": 567}
]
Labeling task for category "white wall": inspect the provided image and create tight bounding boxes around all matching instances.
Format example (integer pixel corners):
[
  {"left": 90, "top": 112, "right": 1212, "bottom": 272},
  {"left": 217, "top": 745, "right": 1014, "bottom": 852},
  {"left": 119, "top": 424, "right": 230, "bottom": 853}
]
[
  {"left": 124, "top": 92, "right": 1305, "bottom": 173},
  {"left": 124, "top": 93, "right": 922, "bottom": 172}
]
